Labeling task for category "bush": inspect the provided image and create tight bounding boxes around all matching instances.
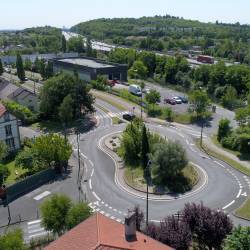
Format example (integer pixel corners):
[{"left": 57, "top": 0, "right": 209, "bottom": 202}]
[
  {"left": 3, "top": 100, "right": 38, "bottom": 125},
  {"left": 147, "top": 104, "right": 162, "bottom": 117},
  {"left": 161, "top": 107, "right": 174, "bottom": 121},
  {"left": 217, "top": 118, "right": 231, "bottom": 142}
]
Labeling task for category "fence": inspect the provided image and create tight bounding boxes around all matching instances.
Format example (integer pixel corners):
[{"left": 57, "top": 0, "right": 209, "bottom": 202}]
[{"left": 5, "top": 168, "right": 56, "bottom": 204}]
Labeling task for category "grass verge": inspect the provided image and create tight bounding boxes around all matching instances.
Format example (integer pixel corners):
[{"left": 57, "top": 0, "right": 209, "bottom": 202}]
[
  {"left": 196, "top": 140, "right": 250, "bottom": 176},
  {"left": 235, "top": 198, "right": 250, "bottom": 220},
  {"left": 112, "top": 117, "right": 123, "bottom": 125},
  {"left": 93, "top": 92, "right": 127, "bottom": 111}
]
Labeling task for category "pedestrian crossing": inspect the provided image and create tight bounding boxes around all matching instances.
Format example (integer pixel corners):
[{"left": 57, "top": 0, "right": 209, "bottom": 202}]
[
  {"left": 25, "top": 219, "right": 49, "bottom": 241},
  {"left": 96, "top": 111, "right": 128, "bottom": 119}
]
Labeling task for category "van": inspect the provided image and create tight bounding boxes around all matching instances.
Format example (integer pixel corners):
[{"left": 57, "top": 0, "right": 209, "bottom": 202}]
[{"left": 129, "top": 84, "right": 142, "bottom": 96}]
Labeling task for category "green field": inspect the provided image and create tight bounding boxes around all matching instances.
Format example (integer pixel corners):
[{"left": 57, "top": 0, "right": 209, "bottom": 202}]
[{"left": 235, "top": 198, "right": 250, "bottom": 220}]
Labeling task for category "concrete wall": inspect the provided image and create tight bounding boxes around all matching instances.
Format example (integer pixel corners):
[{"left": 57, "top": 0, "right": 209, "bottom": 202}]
[{"left": 0, "top": 112, "right": 21, "bottom": 151}]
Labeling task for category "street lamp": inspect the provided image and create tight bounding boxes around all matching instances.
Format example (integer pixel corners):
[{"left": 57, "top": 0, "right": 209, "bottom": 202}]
[{"left": 145, "top": 159, "right": 152, "bottom": 229}]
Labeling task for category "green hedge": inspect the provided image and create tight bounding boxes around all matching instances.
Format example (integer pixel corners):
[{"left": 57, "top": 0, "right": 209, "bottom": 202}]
[{"left": 2, "top": 100, "right": 38, "bottom": 125}]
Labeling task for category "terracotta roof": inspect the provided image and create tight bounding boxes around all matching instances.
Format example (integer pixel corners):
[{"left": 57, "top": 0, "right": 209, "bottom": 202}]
[
  {"left": 0, "top": 103, "right": 7, "bottom": 117},
  {"left": 45, "top": 213, "right": 173, "bottom": 250}
]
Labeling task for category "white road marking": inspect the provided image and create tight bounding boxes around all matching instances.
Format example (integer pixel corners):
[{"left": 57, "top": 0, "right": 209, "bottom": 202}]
[
  {"left": 89, "top": 179, "right": 92, "bottom": 190},
  {"left": 91, "top": 169, "right": 94, "bottom": 177},
  {"left": 92, "top": 191, "right": 101, "bottom": 201},
  {"left": 89, "top": 160, "right": 94, "bottom": 167},
  {"left": 33, "top": 191, "right": 51, "bottom": 201},
  {"left": 28, "top": 219, "right": 41, "bottom": 225},
  {"left": 100, "top": 211, "right": 105, "bottom": 214},
  {"left": 241, "top": 192, "right": 247, "bottom": 197},
  {"left": 81, "top": 153, "right": 87, "bottom": 159},
  {"left": 116, "top": 219, "right": 122, "bottom": 223},
  {"left": 236, "top": 189, "right": 242, "bottom": 198},
  {"left": 185, "top": 139, "right": 189, "bottom": 145},
  {"left": 222, "top": 200, "right": 235, "bottom": 210}
]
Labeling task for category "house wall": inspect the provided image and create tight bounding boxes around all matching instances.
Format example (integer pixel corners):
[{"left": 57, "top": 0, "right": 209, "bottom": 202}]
[{"left": 0, "top": 112, "right": 21, "bottom": 151}]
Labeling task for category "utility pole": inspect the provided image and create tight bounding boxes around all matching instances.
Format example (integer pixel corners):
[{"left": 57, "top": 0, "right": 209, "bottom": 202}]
[{"left": 146, "top": 160, "right": 152, "bottom": 229}]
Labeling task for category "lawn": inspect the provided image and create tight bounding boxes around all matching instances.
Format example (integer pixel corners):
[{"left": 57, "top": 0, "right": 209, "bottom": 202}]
[
  {"left": 124, "top": 163, "right": 199, "bottom": 194},
  {"left": 112, "top": 117, "right": 123, "bottom": 125},
  {"left": 235, "top": 198, "right": 250, "bottom": 220},
  {"left": 4, "top": 160, "right": 28, "bottom": 186}
]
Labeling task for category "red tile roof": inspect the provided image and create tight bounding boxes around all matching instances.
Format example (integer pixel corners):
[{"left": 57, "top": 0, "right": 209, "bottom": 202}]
[
  {"left": 0, "top": 103, "right": 7, "bottom": 117},
  {"left": 45, "top": 213, "right": 173, "bottom": 250}
]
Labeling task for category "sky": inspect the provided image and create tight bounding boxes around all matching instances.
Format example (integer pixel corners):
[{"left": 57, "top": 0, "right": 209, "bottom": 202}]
[{"left": 1, "top": 0, "right": 250, "bottom": 30}]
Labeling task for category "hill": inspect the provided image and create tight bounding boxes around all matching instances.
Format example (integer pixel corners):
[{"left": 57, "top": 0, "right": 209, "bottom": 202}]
[{"left": 71, "top": 15, "right": 250, "bottom": 64}]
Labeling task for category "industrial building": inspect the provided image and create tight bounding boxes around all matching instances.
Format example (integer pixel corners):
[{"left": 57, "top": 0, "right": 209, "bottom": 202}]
[{"left": 51, "top": 57, "right": 128, "bottom": 82}]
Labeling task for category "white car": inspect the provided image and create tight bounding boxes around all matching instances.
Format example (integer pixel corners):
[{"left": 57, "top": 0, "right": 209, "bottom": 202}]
[{"left": 172, "top": 97, "right": 182, "bottom": 104}]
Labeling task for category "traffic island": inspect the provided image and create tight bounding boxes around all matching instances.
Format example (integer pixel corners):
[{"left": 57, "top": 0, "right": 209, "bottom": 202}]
[{"left": 100, "top": 132, "right": 206, "bottom": 200}]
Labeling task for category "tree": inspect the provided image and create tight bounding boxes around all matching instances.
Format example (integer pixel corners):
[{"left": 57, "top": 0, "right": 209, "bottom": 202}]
[
  {"left": 39, "top": 73, "right": 94, "bottom": 119},
  {"left": 182, "top": 203, "right": 233, "bottom": 250},
  {"left": 217, "top": 119, "right": 231, "bottom": 142},
  {"left": 189, "top": 90, "right": 210, "bottom": 118},
  {"left": 45, "top": 61, "right": 54, "bottom": 79},
  {"left": 62, "top": 35, "right": 67, "bottom": 53},
  {"left": 86, "top": 37, "right": 94, "bottom": 57},
  {"left": 16, "top": 53, "right": 25, "bottom": 81},
  {"left": 145, "top": 90, "right": 161, "bottom": 109},
  {"left": 0, "top": 229, "right": 27, "bottom": 250},
  {"left": 41, "top": 194, "right": 72, "bottom": 235},
  {"left": 128, "top": 60, "right": 148, "bottom": 79},
  {"left": 0, "top": 164, "right": 10, "bottom": 186},
  {"left": 221, "top": 85, "right": 238, "bottom": 110},
  {"left": 235, "top": 106, "right": 250, "bottom": 126},
  {"left": 0, "top": 141, "right": 7, "bottom": 161},
  {"left": 66, "top": 203, "right": 92, "bottom": 230},
  {"left": 59, "top": 94, "right": 73, "bottom": 126},
  {"left": 141, "top": 124, "right": 149, "bottom": 170},
  {"left": 157, "top": 216, "right": 192, "bottom": 250},
  {"left": 67, "top": 37, "right": 84, "bottom": 53},
  {"left": 224, "top": 226, "right": 250, "bottom": 250},
  {"left": 0, "top": 58, "right": 3, "bottom": 75},
  {"left": 133, "top": 205, "right": 145, "bottom": 232},
  {"left": 151, "top": 141, "right": 188, "bottom": 186}
]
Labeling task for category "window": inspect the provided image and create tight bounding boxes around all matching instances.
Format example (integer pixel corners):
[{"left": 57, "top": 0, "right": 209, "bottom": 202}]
[
  {"left": 5, "top": 138, "right": 15, "bottom": 150},
  {"left": 5, "top": 125, "right": 12, "bottom": 137}
]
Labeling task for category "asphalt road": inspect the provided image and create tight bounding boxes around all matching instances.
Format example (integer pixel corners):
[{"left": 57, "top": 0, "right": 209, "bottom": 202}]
[{"left": 0, "top": 101, "right": 249, "bottom": 242}]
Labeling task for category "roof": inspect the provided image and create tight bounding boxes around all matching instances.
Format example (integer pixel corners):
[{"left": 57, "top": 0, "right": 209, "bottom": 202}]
[
  {"left": 7, "top": 86, "right": 35, "bottom": 99},
  {"left": 58, "top": 58, "right": 115, "bottom": 69},
  {"left": 0, "top": 78, "right": 19, "bottom": 100},
  {"left": 0, "top": 103, "right": 7, "bottom": 117},
  {"left": 45, "top": 213, "right": 173, "bottom": 250}
]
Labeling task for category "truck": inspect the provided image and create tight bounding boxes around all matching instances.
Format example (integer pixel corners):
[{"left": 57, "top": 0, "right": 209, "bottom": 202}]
[{"left": 129, "top": 84, "right": 142, "bottom": 96}]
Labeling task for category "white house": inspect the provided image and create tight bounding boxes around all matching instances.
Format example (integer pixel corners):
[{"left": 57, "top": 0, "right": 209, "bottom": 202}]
[{"left": 0, "top": 103, "right": 21, "bottom": 151}]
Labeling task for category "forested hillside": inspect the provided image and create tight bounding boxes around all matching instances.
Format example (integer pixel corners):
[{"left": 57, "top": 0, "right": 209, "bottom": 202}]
[
  {"left": 0, "top": 26, "right": 62, "bottom": 54},
  {"left": 71, "top": 15, "right": 250, "bottom": 64}
]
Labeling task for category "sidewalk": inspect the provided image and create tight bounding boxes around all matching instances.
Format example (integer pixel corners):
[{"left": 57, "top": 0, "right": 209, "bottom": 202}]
[{"left": 203, "top": 137, "right": 250, "bottom": 170}]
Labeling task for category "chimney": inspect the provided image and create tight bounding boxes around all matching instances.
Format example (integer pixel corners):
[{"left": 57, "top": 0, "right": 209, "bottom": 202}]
[{"left": 124, "top": 211, "right": 137, "bottom": 242}]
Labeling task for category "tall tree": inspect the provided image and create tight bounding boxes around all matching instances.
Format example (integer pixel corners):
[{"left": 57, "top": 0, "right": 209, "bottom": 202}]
[
  {"left": 59, "top": 94, "right": 73, "bottom": 126},
  {"left": 62, "top": 35, "right": 67, "bottom": 53},
  {"left": 141, "top": 124, "right": 149, "bottom": 170},
  {"left": 128, "top": 60, "right": 148, "bottom": 79},
  {"left": 86, "top": 37, "right": 93, "bottom": 57},
  {"left": 0, "top": 58, "right": 3, "bottom": 75},
  {"left": 145, "top": 90, "right": 161, "bottom": 110},
  {"left": 217, "top": 118, "right": 231, "bottom": 142},
  {"left": 16, "top": 53, "right": 25, "bottom": 81},
  {"left": 45, "top": 61, "right": 54, "bottom": 79},
  {"left": 41, "top": 194, "right": 72, "bottom": 235},
  {"left": 0, "top": 141, "right": 7, "bottom": 161}
]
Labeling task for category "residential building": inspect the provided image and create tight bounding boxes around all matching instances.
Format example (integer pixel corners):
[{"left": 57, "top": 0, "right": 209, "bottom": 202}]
[
  {"left": 0, "top": 103, "right": 21, "bottom": 151},
  {"left": 45, "top": 212, "right": 173, "bottom": 250},
  {"left": 52, "top": 56, "right": 128, "bottom": 82}
]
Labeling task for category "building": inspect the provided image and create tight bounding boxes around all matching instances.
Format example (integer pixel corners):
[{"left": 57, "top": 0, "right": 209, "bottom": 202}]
[
  {"left": 52, "top": 56, "right": 128, "bottom": 82},
  {"left": 0, "top": 78, "right": 39, "bottom": 112},
  {"left": 0, "top": 103, "right": 21, "bottom": 151},
  {"left": 45, "top": 212, "right": 173, "bottom": 250}
]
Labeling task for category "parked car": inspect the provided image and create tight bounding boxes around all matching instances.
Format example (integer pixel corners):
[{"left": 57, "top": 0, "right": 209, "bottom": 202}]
[
  {"left": 172, "top": 97, "right": 182, "bottom": 104},
  {"left": 129, "top": 84, "right": 142, "bottom": 96},
  {"left": 164, "top": 98, "right": 176, "bottom": 105},
  {"left": 122, "top": 112, "right": 135, "bottom": 121},
  {"left": 178, "top": 96, "right": 188, "bottom": 103}
]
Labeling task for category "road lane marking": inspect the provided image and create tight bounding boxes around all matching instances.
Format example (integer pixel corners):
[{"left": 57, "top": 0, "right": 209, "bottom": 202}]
[
  {"left": 236, "top": 189, "right": 242, "bottom": 198},
  {"left": 91, "top": 169, "right": 94, "bottom": 177},
  {"left": 28, "top": 219, "right": 41, "bottom": 225},
  {"left": 80, "top": 153, "right": 87, "bottom": 159},
  {"left": 92, "top": 191, "right": 101, "bottom": 201},
  {"left": 222, "top": 200, "right": 235, "bottom": 210},
  {"left": 33, "top": 191, "right": 51, "bottom": 201},
  {"left": 89, "top": 160, "right": 94, "bottom": 167},
  {"left": 241, "top": 192, "right": 247, "bottom": 197},
  {"left": 89, "top": 179, "right": 92, "bottom": 190}
]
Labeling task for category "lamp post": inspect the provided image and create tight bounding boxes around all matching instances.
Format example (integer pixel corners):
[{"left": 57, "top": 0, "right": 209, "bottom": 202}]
[{"left": 145, "top": 160, "right": 152, "bottom": 229}]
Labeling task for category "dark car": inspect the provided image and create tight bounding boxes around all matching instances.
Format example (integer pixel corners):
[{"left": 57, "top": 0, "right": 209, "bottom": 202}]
[
  {"left": 178, "top": 96, "right": 188, "bottom": 103},
  {"left": 164, "top": 98, "right": 176, "bottom": 105},
  {"left": 122, "top": 113, "right": 135, "bottom": 121}
]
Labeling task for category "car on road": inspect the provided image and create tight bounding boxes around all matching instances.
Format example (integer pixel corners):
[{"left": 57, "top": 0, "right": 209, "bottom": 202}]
[
  {"left": 172, "top": 96, "right": 182, "bottom": 104},
  {"left": 129, "top": 84, "right": 142, "bottom": 96},
  {"left": 178, "top": 96, "right": 188, "bottom": 103},
  {"left": 122, "top": 112, "right": 135, "bottom": 121},
  {"left": 164, "top": 98, "right": 176, "bottom": 105}
]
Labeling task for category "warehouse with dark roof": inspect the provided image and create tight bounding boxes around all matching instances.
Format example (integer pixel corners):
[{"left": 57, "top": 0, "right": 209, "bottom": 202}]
[{"left": 52, "top": 56, "right": 128, "bottom": 82}]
